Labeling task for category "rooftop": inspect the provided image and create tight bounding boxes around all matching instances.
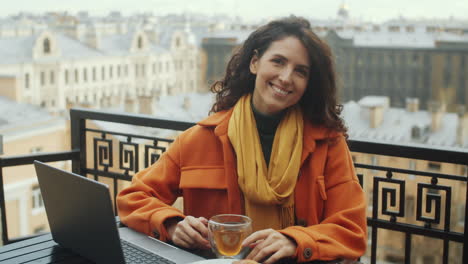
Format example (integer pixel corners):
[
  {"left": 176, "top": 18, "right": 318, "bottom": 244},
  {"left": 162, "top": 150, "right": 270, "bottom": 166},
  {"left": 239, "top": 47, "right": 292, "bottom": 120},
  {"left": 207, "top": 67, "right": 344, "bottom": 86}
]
[{"left": 0, "top": 96, "right": 66, "bottom": 141}]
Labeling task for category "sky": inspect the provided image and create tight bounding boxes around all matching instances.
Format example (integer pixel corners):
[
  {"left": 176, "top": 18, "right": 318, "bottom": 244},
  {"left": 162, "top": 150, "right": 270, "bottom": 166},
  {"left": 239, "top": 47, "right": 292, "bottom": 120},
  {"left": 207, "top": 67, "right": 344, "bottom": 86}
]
[{"left": 1, "top": 0, "right": 467, "bottom": 22}]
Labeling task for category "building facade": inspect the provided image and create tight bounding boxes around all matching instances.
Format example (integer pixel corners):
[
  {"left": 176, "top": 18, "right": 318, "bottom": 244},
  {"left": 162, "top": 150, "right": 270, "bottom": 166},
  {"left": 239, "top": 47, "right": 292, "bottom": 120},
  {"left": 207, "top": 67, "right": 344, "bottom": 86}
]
[
  {"left": 0, "top": 15, "right": 202, "bottom": 114},
  {"left": 0, "top": 96, "right": 69, "bottom": 240}
]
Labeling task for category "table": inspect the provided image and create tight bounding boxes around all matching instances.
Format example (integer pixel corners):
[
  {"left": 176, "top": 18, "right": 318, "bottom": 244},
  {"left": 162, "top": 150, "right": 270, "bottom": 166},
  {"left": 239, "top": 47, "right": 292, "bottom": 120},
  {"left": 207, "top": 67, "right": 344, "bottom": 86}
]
[
  {"left": 0, "top": 233, "right": 352, "bottom": 264},
  {"left": 0, "top": 233, "right": 92, "bottom": 264}
]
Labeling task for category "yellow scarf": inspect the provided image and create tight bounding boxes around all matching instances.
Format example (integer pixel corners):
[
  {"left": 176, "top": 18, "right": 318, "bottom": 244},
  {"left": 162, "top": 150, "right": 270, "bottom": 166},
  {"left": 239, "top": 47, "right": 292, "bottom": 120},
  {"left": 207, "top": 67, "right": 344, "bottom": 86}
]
[{"left": 228, "top": 94, "right": 303, "bottom": 231}]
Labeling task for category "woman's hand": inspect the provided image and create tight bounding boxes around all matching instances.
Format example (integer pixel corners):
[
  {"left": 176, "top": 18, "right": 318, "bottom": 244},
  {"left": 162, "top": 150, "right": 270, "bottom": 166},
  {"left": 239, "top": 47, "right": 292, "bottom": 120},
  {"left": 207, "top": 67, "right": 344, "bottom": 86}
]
[
  {"left": 242, "top": 229, "right": 297, "bottom": 264},
  {"left": 165, "top": 216, "right": 210, "bottom": 249}
]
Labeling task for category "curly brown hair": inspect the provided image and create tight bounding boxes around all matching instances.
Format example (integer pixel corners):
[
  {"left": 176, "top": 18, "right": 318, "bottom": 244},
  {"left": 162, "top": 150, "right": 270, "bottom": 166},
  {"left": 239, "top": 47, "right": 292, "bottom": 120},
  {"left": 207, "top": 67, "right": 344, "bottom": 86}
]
[{"left": 210, "top": 16, "right": 347, "bottom": 136}]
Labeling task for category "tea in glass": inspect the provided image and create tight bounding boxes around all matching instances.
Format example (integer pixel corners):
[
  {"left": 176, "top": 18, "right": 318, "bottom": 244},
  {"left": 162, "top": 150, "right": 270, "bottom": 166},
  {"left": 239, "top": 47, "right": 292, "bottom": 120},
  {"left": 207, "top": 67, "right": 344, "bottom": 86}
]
[{"left": 208, "top": 214, "right": 252, "bottom": 258}]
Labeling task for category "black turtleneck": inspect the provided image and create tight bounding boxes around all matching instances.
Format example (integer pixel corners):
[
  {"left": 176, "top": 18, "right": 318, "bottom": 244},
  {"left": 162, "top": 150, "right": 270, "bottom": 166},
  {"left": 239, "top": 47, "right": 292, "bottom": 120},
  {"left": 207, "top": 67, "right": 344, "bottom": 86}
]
[{"left": 251, "top": 102, "right": 285, "bottom": 167}]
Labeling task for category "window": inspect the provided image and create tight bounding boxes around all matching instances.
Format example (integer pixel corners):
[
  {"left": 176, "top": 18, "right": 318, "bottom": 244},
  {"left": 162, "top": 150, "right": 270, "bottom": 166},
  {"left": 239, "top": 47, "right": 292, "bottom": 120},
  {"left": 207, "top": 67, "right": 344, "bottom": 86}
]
[
  {"left": 83, "top": 68, "right": 87, "bottom": 82},
  {"left": 142, "top": 64, "right": 145, "bottom": 77},
  {"left": 32, "top": 185, "right": 44, "bottom": 213},
  {"left": 43, "top": 38, "right": 51, "bottom": 54},
  {"left": 152, "top": 63, "right": 156, "bottom": 74},
  {"left": 124, "top": 65, "right": 128, "bottom": 76},
  {"left": 117, "top": 65, "right": 121, "bottom": 77},
  {"left": 109, "top": 66, "right": 113, "bottom": 79},
  {"left": 101, "top": 66, "right": 105, "bottom": 80},
  {"left": 40, "top": 72, "right": 45, "bottom": 85},
  {"left": 389, "top": 26, "right": 400, "bottom": 32},
  {"left": 428, "top": 162, "right": 441, "bottom": 171},
  {"left": 138, "top": 36, "right": 143, "bottom": 49},
  {"left": 64, "top": 70, "right": 69, "bottom": 84},
  {"left": 50, "top": 71, "right": 54, "bottom": 84},
  {"left": 25, "top": 73, "right": 30, "bottom": 89},
  {"left": 135, "top": 64, "right": 139, "bottom": 77},
  {"left": 74, "top": 69, "right": 79, "bottom": 83},
  {"left": 175, "top": 37, "right": 180, "bottom": 47}
]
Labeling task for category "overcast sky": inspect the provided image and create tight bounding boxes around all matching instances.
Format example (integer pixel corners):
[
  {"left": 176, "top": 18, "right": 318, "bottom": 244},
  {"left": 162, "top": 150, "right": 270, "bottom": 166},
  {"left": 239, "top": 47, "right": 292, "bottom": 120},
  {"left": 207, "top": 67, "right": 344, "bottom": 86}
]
[{"left": 1, "top": 0, "right": 468, "bottom": 22}]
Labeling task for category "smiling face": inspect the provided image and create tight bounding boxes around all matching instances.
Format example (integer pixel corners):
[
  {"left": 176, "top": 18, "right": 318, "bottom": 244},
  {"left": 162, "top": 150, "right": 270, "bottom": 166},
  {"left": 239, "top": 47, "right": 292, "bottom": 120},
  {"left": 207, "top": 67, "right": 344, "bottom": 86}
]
[{"left": 250, "top": 36, "right": 310, "bottom": 115}]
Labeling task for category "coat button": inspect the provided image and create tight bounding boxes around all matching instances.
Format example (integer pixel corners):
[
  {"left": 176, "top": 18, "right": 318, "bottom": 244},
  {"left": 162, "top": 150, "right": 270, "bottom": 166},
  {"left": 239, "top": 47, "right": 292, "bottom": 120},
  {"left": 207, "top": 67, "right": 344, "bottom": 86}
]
[
  {"left": 303, "top": 248, "right": 312, "bottom": 259},
  {"left": 153, "top": 230, "right": 160, "bottom": 239},
  {"left": 297, "top": 219, "right": 307, "bottom": 227}
]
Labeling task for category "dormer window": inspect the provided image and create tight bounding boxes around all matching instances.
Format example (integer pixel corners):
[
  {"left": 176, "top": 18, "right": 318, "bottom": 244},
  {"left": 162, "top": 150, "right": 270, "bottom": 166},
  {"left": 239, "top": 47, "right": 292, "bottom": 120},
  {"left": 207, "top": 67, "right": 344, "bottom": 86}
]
[
  {"left": 43, "top": 38, "right": 51, "bottom": 54},
  {"left": 137, "top": 36, "right": 143, "bottom": 50}
]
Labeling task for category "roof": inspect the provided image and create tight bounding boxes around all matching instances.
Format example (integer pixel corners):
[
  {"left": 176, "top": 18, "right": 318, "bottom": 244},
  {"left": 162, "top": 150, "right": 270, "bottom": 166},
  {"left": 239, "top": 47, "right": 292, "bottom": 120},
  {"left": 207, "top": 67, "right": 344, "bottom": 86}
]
[
  {"left": 0, "top": 35, "right": 36, "bottom": 64},
  {"left": 342, "top": 99, "right": 467, "bottom": 150},
  {"left": 336, "top": 30, "right": 468, "bottom": 49},
  {"left": 0, "top": 96, "right": 66, "bottom": 139},
  {"left": 0, "top": 33, "right": 105, "bottom": 64}
]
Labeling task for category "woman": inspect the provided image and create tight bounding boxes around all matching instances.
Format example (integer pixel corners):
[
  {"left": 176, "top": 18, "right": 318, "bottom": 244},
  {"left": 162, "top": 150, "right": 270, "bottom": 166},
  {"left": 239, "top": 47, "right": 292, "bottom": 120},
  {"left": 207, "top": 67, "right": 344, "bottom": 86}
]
[{"left": 117, "top": 16, "right": 367, "bottom": 263}]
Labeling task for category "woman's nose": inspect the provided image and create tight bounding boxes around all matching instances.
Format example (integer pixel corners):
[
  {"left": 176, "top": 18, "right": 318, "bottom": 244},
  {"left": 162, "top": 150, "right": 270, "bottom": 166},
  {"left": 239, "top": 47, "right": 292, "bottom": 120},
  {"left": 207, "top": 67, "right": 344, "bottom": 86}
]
[{"left": 278, "top": 67, "right": 293, "bottom": 84}]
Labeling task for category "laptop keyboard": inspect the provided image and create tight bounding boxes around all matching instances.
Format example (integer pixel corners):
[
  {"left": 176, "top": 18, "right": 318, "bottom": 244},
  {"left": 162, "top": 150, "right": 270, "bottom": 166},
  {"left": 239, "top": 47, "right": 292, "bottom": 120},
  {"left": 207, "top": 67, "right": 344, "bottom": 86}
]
[{"left": 121, "top": 239, "right": 176, "bottom": 264}]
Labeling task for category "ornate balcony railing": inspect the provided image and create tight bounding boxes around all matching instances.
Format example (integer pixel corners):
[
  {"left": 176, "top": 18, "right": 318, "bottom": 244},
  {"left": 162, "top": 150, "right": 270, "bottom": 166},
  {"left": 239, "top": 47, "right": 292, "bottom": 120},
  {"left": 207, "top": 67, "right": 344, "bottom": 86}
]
[{"left": 0, "top": 107, "right": 466, "bottom": 264}]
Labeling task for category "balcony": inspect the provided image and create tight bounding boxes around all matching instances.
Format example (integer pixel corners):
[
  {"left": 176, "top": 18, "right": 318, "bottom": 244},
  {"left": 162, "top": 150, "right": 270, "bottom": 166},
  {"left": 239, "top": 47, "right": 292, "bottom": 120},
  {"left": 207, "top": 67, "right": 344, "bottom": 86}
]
[{"left": 0, "top": 108, "right": 466, "bottom": 264}]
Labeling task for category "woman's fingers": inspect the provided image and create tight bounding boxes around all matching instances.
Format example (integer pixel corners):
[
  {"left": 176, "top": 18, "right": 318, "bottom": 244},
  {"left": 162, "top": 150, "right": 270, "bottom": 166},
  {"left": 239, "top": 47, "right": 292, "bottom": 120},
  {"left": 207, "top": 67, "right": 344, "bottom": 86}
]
[
  {"left": 242, "top": 228, "right": 273, "bottom": 247},
  {"left": 244, "top": 229, "right": 296, "bottom": 263},
  {"left": 171, "top": 216, "right": 210, "bottom": 249}
]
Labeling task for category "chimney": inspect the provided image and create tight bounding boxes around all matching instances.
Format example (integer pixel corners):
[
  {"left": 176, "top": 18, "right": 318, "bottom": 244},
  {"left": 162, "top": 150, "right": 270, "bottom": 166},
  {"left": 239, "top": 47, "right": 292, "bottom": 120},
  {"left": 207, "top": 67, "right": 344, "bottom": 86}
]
[
  {"left": 456, "top": 106, "right": 468, "bottom": 146},
  {"left": 125, "top": 97, "right": 137, "bottom": 113},
  {"left": 138, "top": 95, "right": 154, "bottom": 115},
  {"left": 86, "top": 30, "right": 101, "bottom": 49},
  {"left": 406, "top": 98, "right": 419, "bottom": 112},
  {"left": 428, "top": 101, "right": 446, "bottom": 132},
  {"left": 358, "top": 96, "right": 389, "bottom": 129}
]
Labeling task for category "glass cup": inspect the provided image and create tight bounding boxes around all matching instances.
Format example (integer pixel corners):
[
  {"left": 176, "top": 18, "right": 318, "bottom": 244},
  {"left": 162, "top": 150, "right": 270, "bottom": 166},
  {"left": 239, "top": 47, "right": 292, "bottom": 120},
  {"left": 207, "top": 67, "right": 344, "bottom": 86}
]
[{"left": 208, "top": 214, "right": 252, "bottom": 259}]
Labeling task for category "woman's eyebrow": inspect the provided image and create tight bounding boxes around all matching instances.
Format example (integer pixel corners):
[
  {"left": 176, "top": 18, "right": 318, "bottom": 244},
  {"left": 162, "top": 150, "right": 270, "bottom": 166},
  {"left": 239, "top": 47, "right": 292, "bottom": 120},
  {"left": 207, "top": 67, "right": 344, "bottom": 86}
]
[{"left": 271, "top": 54, "right": 310, "bottom": 70}]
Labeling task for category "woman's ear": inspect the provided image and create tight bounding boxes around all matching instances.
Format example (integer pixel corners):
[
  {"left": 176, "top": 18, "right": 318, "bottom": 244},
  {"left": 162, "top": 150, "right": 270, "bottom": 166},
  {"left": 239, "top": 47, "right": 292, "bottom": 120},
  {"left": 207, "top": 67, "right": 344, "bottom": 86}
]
[{"left": 249, "top": 51, "right": 259, "bottom": 74}]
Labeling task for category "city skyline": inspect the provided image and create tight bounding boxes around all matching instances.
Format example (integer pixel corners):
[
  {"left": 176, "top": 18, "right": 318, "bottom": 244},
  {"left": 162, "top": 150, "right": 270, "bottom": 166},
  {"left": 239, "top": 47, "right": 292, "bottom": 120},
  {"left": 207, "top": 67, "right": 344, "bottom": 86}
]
[{"left": 1, "top": 0, "right": 468, "bottom": 22}]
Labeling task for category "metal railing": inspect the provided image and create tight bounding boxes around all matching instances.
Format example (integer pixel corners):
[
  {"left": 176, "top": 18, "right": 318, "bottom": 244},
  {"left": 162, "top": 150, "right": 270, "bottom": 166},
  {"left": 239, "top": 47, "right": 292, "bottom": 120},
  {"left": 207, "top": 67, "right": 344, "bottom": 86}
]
[{"left": 0, "top": 107, "right": 466, "bottom": 264}]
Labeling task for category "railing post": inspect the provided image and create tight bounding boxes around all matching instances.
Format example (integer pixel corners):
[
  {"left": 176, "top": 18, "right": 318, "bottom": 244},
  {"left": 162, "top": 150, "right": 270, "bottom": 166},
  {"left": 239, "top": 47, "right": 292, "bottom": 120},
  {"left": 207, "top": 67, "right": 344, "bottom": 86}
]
[
  {"left": 70, "top": 109, "right": 86, "bottom": 176},
  {"left": 0, "top": 158, "right": 9, "bottom": 245}
]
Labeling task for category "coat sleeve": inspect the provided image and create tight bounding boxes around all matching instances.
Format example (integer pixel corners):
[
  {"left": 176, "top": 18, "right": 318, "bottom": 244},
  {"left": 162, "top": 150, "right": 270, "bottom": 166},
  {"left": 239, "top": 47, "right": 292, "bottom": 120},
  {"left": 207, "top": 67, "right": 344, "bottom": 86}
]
[
  {"left": 279, "top": 136, "right": 367, "bottom": 262},
  {"left": 116, "top": 137, "right": 185, "bottom": 242}
]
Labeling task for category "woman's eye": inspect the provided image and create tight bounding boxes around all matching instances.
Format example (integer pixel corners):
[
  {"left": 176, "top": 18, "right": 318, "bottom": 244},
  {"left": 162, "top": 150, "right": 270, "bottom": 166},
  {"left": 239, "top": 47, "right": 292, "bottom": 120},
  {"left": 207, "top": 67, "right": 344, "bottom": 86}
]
[
  {"left": 272, "top": 58, "right": 284, "bottom": 65},
  {"left": 296, "top": 69, "right": 308, "bottom": 78}
]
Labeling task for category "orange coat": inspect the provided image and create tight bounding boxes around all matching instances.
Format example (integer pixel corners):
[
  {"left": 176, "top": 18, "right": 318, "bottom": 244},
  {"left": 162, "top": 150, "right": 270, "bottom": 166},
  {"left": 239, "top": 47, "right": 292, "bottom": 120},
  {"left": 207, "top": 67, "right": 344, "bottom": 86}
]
[{"left": 117, "top": 109, "right": 367, "bottom": 262}]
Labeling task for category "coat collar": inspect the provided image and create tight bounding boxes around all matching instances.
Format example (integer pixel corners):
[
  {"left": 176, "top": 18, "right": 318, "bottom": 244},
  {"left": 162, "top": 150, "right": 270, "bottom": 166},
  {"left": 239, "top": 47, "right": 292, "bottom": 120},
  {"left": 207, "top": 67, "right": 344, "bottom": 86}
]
[{"left": 197, "top": 109, "right": 336, "bottom": 155}]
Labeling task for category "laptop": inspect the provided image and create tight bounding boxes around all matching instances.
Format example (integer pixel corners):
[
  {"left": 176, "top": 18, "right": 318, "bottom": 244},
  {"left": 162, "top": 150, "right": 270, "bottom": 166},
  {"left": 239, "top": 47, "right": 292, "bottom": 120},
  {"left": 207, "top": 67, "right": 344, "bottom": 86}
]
[{"left": 33, "top": 160, "right": 206, "bottom": 264}]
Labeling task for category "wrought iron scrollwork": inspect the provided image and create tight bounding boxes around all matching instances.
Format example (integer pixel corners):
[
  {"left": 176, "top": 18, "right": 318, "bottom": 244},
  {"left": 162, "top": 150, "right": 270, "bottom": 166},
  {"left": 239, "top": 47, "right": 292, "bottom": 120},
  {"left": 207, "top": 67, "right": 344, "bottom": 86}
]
[
  {"left": 374, "top": 177, "right": 406, "bottom": 222},
  {"left": 93, "top": 137, "right": 113, "bottom": 171},
  {"left": 119, "top": 141, "right": 139, "bottom": 174},
  {"left": 416, "top": 182, "right": 451, "bottom": 229},
  {"left": 144, "top": 144, "right": 167, "bottom": 168}
]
